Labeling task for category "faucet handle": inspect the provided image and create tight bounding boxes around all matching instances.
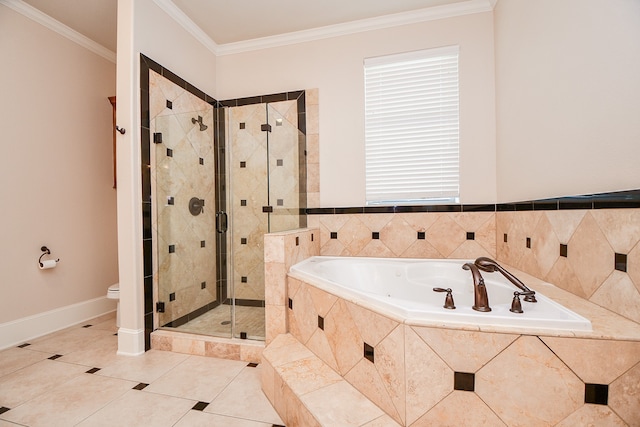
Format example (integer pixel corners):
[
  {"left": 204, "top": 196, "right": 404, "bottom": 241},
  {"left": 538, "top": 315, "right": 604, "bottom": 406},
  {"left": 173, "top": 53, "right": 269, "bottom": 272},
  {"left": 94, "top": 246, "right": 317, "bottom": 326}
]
[
  {"left": 433, "top": 288, "right": 456, "bottom": 310},
  {"left": 510, "top": 290, "right": 535, "bottom": 314}
]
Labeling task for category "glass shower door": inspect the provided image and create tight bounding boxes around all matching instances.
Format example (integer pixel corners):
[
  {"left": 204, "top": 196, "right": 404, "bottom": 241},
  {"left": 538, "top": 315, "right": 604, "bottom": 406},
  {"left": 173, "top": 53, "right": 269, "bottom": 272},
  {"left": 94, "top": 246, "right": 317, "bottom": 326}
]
[
  {"left": 227, "top": 98, "right": 306, "bottom": 340},
  {"left": 266, "top": 100, "right": 306, "bottom": 233},
  {"left": 228, "top": 103, "right": 269, "bottom": 340},
  {"left": 152, "top": 106, "right": 231, "bottom": 337}
]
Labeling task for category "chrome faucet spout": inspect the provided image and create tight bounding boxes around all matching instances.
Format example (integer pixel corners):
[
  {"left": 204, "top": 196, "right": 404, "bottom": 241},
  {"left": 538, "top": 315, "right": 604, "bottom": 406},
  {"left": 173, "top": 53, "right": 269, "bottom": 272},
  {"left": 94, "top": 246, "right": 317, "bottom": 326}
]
[
  {"left": 462, "top": 263, "right": 491, "bottom": 312},
  {"left": 474, "top": 257, "right": 537, "bottom": 302}
]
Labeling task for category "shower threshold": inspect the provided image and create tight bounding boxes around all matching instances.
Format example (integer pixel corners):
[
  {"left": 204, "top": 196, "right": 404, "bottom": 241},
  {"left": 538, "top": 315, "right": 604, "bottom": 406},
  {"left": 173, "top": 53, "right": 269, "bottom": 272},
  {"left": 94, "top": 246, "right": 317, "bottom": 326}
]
[{"left": 151, "top": 328, "right": 265, "bottom": 363}]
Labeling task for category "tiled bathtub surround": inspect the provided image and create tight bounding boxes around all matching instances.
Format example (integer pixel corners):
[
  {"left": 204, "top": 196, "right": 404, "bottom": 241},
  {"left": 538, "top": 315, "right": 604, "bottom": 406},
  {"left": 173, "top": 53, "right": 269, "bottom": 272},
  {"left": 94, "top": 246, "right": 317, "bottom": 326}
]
[
  {"left": 264, "top": 191, "right": 640, "bottom": 425},
  {"left": 497, "top": 208, "right": 640, "bottom": 324},
  {"left": 308, "top": 211, "right": 496, "bottom": 260},
  {"left": 264, "top": 229, "right": 320, "bottom": 343},
  {"left": 266, "top": 252, "right": 640, "bottom": 425},
  {"left": 306, "top": 191, "right": 640, "bottom": 324}
]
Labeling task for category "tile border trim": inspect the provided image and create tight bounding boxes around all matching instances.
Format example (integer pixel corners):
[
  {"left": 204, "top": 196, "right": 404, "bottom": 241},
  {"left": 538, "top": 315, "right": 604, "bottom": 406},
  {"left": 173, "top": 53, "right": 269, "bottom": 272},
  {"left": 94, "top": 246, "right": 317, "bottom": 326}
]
[{"left": 307, "top": 189, "right": 640, "bottom": 215}]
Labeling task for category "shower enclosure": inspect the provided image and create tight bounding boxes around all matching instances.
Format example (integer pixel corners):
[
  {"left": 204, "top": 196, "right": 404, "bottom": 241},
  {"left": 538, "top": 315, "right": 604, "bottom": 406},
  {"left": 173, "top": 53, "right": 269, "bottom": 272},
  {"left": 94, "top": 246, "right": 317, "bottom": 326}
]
[
  {"left": 148, "top": 66, "right": 306, "bottom": 342},
  {"left": 225, "top": 98, "right": 306, "bottom": 339}
]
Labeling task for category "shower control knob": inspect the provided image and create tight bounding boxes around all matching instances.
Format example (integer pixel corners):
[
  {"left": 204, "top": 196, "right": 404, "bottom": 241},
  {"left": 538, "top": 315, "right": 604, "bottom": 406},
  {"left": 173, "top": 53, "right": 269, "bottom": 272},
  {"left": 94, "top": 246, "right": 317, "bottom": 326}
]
[{"left": 189, "top": 197, "right": 204, "bottom": 216}]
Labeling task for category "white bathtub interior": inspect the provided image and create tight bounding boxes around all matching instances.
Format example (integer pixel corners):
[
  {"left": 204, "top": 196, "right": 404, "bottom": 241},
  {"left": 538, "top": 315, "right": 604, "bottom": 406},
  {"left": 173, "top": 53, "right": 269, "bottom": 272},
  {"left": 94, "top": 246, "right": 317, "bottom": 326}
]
[{"left": 289, "top": 256, "right": 592, "bottom": 333}]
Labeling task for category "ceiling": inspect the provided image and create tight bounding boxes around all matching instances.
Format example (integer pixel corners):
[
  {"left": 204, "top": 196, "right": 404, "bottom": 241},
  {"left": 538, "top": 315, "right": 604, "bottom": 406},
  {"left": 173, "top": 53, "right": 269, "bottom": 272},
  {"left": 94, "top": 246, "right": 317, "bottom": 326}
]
[{"left": 20, "top": 0, "right": 473, "bottom": 53}]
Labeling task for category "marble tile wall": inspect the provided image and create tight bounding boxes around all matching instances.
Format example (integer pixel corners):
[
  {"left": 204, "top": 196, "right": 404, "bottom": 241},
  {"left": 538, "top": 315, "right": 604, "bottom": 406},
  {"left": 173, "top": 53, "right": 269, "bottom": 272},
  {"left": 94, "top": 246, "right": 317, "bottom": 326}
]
[
  {"left": 305, "top": 89, "right": 320, "bottom": 209},
  {"left": 149, "top": 70, "right": 218, "bottom": 327},
  {"left": 229, "top": 103, "right": 269, "bottom": 301},
  {"left": 264, "top": 229, "right": 320, "bottom": 344},
  {"left": 496, "top": 209, "right": 640, "bottom": 324},
  {"left": 284, "top": 276, "right": 640, "bottom": 426},
  {"left": 308, "top": 212, "right": 496, "bottom": 259},
  {"left": 150, "top": 330, "right": 263, "bottom": 364}
]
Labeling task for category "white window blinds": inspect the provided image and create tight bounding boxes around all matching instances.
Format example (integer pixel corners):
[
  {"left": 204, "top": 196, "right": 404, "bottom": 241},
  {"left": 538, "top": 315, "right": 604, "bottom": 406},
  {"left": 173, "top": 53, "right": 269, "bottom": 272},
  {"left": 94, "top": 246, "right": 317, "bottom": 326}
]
[{"left": 364, "top": 46, "right": 460, "bottom": 205}]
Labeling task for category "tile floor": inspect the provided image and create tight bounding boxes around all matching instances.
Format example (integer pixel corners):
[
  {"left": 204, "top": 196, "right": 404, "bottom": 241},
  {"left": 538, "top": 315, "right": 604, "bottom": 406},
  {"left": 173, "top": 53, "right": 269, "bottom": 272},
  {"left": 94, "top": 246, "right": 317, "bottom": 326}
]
[{"left": 0, "top": 312, "right": 284, "bottom": 427}]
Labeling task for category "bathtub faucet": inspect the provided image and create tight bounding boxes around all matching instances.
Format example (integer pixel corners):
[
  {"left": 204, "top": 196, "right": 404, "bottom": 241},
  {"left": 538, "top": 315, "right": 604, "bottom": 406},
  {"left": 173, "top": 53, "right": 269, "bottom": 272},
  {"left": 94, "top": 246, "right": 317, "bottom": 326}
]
[
  {"left": 474, "top": 257, "right": 537, "bottom": 303},
  {"left": 462, "top": 263, "right": 492, "bottom": 312}
]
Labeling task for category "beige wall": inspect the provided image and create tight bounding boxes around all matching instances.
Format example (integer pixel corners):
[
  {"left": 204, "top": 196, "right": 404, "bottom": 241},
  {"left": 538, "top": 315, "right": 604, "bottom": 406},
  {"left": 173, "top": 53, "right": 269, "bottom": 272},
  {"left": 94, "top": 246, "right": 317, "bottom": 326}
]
[
  {"left": 0, "top": 5, "right": 117, "bottom": 323},
  {"left": 216, "top": 12, "right": 497, "bottom": 207},
  {"left": 494, "top": 0, "right": 640, "bottom": 203}
]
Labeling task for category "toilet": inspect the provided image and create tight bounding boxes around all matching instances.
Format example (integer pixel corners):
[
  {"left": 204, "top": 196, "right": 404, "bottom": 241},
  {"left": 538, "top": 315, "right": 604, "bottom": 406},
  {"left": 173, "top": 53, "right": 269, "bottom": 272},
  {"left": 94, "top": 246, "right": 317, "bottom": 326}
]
[{"left": 107, "top": 283, "right": 120, "bottom": 327}]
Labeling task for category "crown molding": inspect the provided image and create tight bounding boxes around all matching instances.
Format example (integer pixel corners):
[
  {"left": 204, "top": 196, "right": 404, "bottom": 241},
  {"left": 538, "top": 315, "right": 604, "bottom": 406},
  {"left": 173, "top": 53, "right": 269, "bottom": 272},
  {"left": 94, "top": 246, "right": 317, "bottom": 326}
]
[
  {"left": 0, "top": 0, "right": 116, "bottom": 63},
  {"left": 216, "top": 0, "right": 496, "bottom": 56},
  {"left": 153, "top": 0, "right": 219, "bottom": 55}
]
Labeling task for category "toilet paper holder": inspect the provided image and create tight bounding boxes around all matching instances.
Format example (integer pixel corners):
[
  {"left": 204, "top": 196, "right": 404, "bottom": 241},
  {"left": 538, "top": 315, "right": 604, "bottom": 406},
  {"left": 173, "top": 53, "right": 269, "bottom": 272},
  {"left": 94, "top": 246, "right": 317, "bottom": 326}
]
[{"left": 39, "top": 246, "right": 60, "bottom": 267}]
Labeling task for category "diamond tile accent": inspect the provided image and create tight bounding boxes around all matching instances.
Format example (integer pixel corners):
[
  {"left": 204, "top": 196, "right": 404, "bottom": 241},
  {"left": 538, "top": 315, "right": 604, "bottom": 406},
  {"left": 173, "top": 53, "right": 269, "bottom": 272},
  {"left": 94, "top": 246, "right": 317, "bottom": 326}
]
[
  {"left": 584, "top": 383, "right": 608, "bottom": 405},
  {"left": 615, "top": 253, "right": 627, "bottom": 272},
  {"left": 560, "top": 243, "right": 568, "bottom": 257},
  {"left": 454, "top": 372, "right": 475, "bottom": 391},
  {"left": 364, "top": 343, "right": 374, "bottom": 363},
  {"left": 192, "top": 401, "right": 209, "bottom": 411}
]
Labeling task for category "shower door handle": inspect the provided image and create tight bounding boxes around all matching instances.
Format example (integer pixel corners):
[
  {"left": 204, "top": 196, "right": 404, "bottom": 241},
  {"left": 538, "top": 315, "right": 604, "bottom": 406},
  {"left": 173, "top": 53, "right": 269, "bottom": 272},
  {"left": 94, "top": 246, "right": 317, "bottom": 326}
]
[{"left": 216, "top": 211, "right": 228, "bottom": 233}]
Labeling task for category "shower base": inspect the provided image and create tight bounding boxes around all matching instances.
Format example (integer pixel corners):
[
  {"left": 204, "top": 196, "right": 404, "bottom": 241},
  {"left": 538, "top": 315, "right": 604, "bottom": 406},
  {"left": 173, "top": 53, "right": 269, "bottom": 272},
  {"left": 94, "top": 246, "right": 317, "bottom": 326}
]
[{"left": 172, "top": 304, "right": 265, "bottom": 340}]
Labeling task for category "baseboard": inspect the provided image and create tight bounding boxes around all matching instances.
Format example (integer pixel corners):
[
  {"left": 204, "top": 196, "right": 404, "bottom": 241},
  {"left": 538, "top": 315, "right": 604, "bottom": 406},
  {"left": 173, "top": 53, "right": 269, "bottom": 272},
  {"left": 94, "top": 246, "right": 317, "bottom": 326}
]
[
  {"left": 116, "top": 327, "right": 146, "bottom": 356},
  {"left": 0, "top": 296, "right": 117, "bottom": 350}
]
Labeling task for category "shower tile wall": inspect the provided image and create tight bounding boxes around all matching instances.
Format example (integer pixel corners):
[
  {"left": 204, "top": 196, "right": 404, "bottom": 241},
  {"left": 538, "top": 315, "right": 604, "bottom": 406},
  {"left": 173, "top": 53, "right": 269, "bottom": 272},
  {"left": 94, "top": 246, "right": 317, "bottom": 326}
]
[
  {"left": 268, "top": 100, "right": 302, "bottom": 233},
  {"left": 229, "top": 100, "right": 301, "bottom": 301},
  {"left": 149, "top": 70, "right": 217, "bottom": 326},
  {"left": 230, "top": 103, "right": 268, "bottom": 301}
]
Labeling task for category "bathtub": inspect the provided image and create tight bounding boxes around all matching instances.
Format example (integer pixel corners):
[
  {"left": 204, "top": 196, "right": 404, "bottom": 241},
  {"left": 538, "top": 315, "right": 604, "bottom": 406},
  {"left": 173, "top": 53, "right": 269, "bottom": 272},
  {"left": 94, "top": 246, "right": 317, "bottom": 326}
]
[{"left": 289, "top": 256, "right": 592, "bottom": 333}]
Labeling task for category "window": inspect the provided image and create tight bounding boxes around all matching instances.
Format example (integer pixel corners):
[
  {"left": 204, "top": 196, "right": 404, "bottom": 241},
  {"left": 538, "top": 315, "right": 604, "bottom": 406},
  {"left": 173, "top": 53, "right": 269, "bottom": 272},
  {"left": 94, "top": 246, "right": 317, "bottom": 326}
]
[{"left": 364, "top": 46, "right": 460, "bottom": 205}]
